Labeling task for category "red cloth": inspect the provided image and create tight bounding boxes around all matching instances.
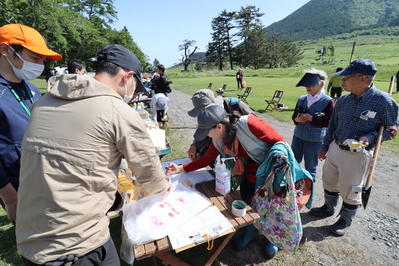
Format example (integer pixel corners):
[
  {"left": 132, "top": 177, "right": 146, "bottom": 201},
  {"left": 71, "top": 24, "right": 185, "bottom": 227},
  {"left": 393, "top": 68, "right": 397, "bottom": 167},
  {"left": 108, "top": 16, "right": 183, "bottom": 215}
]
[{"left": 183, "top": 115, "right": 285, "bottom": 183}]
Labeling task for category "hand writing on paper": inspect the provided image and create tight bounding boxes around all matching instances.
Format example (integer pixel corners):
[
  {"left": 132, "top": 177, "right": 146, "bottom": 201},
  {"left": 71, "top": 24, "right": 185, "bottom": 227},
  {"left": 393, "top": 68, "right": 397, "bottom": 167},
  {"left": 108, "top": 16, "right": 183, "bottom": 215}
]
[{"left": 165, "top": 163, "right": 184, "bottom": 175}]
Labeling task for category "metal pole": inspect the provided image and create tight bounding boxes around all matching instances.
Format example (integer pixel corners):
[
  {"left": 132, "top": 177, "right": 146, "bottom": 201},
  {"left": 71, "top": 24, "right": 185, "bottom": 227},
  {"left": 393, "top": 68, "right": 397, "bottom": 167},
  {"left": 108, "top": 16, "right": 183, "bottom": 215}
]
[{"left": 349, "top": 42, "right": 356, "bottom": 63}]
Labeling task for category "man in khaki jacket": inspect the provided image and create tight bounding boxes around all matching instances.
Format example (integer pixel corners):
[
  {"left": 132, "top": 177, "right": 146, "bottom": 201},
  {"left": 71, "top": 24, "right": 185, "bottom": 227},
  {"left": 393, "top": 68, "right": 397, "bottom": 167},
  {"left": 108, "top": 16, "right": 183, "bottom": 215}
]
[{"left": 16, "top": 44, "right": 170, "bottom": 265}]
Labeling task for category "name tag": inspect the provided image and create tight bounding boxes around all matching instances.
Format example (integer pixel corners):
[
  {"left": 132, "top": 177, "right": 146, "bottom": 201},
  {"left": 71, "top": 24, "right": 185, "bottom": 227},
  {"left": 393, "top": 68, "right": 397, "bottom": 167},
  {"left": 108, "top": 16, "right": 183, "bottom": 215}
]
[{"left": 360, "top": 110, "right": 376, "bottom": 121}]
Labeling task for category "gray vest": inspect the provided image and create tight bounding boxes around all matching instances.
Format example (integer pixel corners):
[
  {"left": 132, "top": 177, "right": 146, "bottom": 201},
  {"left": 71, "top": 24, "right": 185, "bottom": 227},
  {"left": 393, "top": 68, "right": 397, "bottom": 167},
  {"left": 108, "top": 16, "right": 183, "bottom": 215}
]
[{"left": 293, "top": 94, "right": 332, "bottom": 142}]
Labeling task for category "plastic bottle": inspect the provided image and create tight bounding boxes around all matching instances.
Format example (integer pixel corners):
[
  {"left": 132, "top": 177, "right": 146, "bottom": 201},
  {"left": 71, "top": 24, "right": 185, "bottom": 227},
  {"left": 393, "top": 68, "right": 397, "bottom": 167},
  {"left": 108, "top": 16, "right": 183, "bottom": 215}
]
[{"left": 215, "top": 157, "right": 235, "bottom": 195}]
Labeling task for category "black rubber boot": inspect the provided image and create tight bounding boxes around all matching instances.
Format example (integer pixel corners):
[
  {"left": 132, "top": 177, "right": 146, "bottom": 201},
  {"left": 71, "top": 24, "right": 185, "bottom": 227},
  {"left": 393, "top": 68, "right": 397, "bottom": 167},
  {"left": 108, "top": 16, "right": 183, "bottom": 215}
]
[
  {"left": 310, "top": 192, "right": 339, "bottom": 217},
  {"left": 331, "top": 204, "right": 358, "bottom": 237}
]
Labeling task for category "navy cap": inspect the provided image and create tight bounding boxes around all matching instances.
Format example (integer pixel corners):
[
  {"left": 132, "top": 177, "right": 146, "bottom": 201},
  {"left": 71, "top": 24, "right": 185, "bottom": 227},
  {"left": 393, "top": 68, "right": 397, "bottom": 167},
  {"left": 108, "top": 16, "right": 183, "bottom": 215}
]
[
  {"left": 193, "top": 105, "right": 227, "bottom": 141},
  {"left": 296, "top": 73, "right": 325, "bottom": 87},
  {"left": 95, "top": 44, "right": 145, "bottom": 93},
  {"left": 335, "top": 59, "right": 377, "bottom": 76},
  {"left": 148, "top": 68, "right": 155, "bottom": 73}
]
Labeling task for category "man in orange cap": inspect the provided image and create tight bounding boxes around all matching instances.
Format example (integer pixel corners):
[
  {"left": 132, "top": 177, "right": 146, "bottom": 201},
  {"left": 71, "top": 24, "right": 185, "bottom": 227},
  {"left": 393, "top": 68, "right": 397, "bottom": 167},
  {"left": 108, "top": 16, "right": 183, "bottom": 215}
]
[{"left": 0, "top": 24, "right": 62, "bottom": 222}]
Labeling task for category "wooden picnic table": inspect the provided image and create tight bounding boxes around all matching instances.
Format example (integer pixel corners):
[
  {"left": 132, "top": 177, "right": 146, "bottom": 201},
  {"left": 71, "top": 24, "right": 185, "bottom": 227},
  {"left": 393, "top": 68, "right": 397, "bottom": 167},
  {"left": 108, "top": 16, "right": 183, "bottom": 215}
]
[{"left": 133, "top": 180, "right": 259, "bottom": 266}]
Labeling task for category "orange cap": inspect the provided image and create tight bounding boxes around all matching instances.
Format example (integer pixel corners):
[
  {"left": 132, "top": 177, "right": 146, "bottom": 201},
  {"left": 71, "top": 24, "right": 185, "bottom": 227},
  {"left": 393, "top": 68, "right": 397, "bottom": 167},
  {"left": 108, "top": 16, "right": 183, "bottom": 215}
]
[{"left": 0, "top": 24, "right": 62, "bottom": 60}]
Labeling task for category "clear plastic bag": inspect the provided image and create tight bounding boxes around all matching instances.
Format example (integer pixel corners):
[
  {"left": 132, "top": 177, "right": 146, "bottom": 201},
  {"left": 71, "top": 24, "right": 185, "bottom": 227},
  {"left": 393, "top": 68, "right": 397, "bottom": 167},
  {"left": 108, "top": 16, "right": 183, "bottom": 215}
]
[{"left": 121, "top": 173, "right": 212, "bottom": 245}]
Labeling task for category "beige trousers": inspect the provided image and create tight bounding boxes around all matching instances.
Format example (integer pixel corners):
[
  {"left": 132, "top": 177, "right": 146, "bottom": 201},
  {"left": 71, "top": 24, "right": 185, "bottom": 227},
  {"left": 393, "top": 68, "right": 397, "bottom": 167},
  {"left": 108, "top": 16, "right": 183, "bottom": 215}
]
[{"left": 322, "top": 141, "right": 373, "bottom": 205}]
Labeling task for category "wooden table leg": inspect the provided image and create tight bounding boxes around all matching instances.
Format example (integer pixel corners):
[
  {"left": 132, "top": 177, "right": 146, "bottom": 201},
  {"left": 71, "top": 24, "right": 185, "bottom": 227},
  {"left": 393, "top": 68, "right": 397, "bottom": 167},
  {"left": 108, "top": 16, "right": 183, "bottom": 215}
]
[
  {"left": 203, "top": 232, "right": 236, "bottom": 266},
  {"left": 156, "top": 252, "right": 190, "bottom": 266}
]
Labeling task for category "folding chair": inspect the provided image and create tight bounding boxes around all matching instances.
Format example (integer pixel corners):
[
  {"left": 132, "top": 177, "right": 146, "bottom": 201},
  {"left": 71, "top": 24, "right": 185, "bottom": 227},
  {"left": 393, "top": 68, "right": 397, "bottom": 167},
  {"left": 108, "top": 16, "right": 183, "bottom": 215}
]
[
  {"left": 215, "top": 84, "right": 227, "bottom": 96},
  {"left": 265, "top": 90, "right": 284, "bottom": 111},
  {"left": 237, "top": 87, "right": 252, "bottom": 103}
]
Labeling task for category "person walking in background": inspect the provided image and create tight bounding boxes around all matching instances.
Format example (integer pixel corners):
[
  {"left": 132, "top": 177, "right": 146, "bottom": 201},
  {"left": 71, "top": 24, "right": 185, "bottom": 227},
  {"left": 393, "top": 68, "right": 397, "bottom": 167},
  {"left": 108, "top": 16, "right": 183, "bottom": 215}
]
[
  {"left": 291, "top": 69, "right": 334, "bottom": 181},
  {"left": 67, "top": 59, "right": 86, "bottom": 74},
  {"left": 310, "top": 59, "right": 398, "bottom": 237},
  {"left": 0, "top": 24, "right": 62, "bottom": 222},
  {"left": 166, "top": 104, "right": 285, "bottom": 259},
  {"left": 236, "top": 68, "right": 243, "bottom": 89},
  {"left": 16, "top": 44, "right": 170, "bottom": 265},
  {"left": 327, "top": 67, "right": 344, "bottom": 100}
]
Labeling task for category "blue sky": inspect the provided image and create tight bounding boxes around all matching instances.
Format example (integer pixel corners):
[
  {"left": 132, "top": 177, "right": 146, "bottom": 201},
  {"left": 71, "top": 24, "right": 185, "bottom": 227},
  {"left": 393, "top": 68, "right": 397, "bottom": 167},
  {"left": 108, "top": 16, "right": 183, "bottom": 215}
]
[{"left": 112, "top": 0, "right": 310, "bottom": 68}]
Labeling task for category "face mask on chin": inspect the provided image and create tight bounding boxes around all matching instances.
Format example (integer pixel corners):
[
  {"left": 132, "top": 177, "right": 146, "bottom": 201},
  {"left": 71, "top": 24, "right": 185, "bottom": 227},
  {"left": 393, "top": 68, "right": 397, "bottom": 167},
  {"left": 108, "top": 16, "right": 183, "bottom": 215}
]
[
  {"left": 6, "top": 46, "right": 44, "bottom": 80},
  {"left": 123, "top": 75, "right": 136, "bottom": 104}
]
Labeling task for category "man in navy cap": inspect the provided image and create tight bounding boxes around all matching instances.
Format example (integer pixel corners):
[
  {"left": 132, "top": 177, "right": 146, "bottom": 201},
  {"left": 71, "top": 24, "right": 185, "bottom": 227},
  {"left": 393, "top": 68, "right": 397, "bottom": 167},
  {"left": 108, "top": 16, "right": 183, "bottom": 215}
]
[
  {"left": 310, "top": 59, "right": 398, "bottom": 236},
  {"left": 16, "top": 44, "right": 170, "bottom": 265}
]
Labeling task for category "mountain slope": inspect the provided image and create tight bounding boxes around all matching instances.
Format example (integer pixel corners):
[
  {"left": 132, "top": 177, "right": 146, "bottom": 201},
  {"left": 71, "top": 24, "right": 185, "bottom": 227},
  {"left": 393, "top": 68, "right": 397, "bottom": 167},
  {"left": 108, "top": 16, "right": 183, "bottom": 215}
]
[{"left": 266, "top": 0, "right": 399, "bottom": 41}]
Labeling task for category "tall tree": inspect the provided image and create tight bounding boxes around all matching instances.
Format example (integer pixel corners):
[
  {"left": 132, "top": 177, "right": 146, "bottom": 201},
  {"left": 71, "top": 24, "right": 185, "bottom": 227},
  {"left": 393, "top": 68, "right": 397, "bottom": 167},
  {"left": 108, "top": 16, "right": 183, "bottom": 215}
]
[
  {"left": 178, "top": 39, "right": 198, "bottom": 72},
  {"left": 265, "top": 34, "right": 303, "bottom": 68},
  {"left": 207, "top": 15, "right": 229, "bottom": 71},
  {"left": 234, "top": 5, "right": 264, "bottom": 66},
  {"left": 214, "top": 10, "right": 236, "bottom": 69},
  {"left": 0, "top": 0, "right": 149, "bottom": 71},
  {"left": 246, "top": 25, "right": 268, "bottom": 69},
  {"left": 66, "top": 0, "right": 117, "bottom": 26}
]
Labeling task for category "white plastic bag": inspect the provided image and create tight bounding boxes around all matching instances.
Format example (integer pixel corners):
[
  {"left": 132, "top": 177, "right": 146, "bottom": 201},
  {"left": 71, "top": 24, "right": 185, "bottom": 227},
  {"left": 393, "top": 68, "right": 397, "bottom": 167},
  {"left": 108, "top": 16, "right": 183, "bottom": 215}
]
[{"left": 122, "top": 173, "right": 212, "bottom": 245}]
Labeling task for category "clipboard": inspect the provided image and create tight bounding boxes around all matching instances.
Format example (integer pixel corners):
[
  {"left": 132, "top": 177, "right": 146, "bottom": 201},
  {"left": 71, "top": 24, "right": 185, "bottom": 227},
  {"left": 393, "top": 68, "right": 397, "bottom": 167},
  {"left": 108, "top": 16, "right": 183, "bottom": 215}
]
[{"left": 168, "top": 206, "right": 235, "bottom": 251}]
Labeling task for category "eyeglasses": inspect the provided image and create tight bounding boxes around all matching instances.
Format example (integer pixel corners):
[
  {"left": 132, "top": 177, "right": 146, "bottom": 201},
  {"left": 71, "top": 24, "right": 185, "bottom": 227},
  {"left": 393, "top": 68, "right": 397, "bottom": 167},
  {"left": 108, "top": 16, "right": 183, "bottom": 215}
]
[{"left": 343, "top": 74, "right": 364, "bottom": 80}]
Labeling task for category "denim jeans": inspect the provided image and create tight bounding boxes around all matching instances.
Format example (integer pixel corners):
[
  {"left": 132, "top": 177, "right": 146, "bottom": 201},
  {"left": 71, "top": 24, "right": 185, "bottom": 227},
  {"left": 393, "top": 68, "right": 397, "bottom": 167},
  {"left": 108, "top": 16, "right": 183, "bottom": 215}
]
[{"left": 291, "top": 135, "right": 322, "bottom": 181}]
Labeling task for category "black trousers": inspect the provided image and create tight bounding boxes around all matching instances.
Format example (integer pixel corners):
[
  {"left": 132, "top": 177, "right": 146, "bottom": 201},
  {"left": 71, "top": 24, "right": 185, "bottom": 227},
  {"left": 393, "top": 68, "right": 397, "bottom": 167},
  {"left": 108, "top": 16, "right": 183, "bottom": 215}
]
[{"left": 21, "top": 237, "right": 119, "bottom": 266}]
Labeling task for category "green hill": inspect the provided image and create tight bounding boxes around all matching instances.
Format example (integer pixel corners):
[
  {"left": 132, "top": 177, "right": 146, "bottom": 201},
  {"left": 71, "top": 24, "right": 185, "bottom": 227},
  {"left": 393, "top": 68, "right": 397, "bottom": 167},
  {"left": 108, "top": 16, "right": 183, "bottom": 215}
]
[{"left": 266, "top": 0, "right": 399, "bottom": 41}]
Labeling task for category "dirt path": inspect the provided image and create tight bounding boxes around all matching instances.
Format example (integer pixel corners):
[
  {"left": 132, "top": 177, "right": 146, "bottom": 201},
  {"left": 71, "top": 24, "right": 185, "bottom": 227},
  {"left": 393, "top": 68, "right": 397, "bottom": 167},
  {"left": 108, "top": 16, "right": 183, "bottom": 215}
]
[{"left": 165, "top": 89, "right": 399, "bottom": 266}]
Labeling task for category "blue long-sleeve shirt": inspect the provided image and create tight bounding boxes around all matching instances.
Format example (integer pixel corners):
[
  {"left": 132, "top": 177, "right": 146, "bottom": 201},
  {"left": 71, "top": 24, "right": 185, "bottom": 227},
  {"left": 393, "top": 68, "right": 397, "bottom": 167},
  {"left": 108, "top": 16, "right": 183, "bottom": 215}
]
[
  {"left": 0, "top": 76, "right": 41, "bottom": 189},
  {"left": 322, "top": 85, "right": 399, "bottom": 152}
]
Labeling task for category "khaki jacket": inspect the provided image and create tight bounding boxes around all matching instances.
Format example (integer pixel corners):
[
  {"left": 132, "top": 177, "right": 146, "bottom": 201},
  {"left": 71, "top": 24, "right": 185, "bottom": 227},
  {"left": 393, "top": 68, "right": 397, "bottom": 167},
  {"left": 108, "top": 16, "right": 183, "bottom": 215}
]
[{"left": 16, "top": 74, "right": 167, "bottom": 264}]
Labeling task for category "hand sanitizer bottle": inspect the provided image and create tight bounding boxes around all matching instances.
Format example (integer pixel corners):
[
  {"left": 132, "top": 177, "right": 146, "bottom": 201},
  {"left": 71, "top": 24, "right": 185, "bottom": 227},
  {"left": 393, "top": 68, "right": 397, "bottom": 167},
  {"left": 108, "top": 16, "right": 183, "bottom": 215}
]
[{"left": 215, "top": 157, "right": 235, "bottom": 195}]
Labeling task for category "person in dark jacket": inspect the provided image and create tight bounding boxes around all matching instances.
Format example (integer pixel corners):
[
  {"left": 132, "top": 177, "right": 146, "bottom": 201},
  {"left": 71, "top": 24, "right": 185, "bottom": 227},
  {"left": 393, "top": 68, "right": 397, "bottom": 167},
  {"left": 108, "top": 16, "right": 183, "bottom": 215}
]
[
  {"left": 291, "top": 68, "right": 335, "bottom": 181},
  {"left": 0, "top": 24, "right": 61, "bottom": 222},
  {"left": 236, "top": 68, "right": 243, "bottom": 89},
  {"left": 151, "top": 64, "right": 170, "bottom": 96}
]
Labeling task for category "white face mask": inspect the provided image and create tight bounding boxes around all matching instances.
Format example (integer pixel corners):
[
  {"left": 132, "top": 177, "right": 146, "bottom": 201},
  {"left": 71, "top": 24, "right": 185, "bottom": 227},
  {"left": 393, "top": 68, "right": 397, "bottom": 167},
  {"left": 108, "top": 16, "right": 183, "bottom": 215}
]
[
  {"left": 123, "top": 75, "right": 136, "bottom": 104},
  {"left": 6, "top": 46, "right": 44, "bottom": 80}
]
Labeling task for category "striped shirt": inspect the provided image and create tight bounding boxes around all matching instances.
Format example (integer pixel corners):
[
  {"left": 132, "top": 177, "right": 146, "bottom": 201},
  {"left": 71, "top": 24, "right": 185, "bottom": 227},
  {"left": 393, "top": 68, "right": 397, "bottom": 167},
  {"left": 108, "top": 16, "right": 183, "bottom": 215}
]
[{"left": 322, "top": 85, "right": 398, "bottom": 151}]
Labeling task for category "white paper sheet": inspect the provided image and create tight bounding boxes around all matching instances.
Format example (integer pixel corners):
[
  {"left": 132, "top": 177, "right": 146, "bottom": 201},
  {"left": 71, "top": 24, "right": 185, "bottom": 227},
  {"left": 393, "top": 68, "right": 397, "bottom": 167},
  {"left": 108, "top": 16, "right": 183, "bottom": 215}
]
[{"left": 168, "top": 206, "right": 234, "bottom": 250}]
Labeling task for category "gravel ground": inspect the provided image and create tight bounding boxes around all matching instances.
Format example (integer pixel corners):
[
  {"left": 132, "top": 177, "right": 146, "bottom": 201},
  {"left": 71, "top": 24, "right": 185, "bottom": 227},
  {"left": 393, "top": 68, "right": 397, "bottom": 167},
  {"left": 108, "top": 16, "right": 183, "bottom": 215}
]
[{"left": 164, "top": 88, "right": 399, "bottom": 266}]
